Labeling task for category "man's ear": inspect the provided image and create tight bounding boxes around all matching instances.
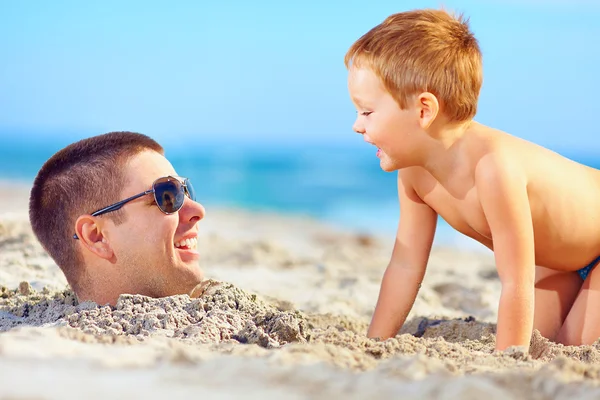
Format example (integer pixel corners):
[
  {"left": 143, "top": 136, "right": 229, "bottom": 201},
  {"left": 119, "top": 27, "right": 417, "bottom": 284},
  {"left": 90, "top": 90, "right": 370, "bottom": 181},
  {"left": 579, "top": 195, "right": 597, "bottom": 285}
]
[
  {"left": 74, "top": 215, "right": 114, "bottom": 260},
  {"left": 416, "top": 92, "right": 439, "bottom": 129}
]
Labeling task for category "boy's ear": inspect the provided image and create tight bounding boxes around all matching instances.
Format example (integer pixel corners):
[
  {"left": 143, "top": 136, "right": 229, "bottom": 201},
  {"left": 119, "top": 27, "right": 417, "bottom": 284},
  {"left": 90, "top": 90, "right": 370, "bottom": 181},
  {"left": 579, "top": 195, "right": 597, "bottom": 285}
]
[
  {"left": 416, "top": 92, "right": 439, "bottom": 129},
  {"left": 74, "top": 215, "right": 114, "bottom": 260}
]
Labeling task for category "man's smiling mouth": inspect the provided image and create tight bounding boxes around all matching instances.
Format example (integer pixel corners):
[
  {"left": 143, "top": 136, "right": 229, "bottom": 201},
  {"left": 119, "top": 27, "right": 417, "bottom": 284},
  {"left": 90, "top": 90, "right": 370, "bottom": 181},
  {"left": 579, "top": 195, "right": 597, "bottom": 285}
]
[{"left": 174, "top": 237, "right": 198, "bottom": 250}]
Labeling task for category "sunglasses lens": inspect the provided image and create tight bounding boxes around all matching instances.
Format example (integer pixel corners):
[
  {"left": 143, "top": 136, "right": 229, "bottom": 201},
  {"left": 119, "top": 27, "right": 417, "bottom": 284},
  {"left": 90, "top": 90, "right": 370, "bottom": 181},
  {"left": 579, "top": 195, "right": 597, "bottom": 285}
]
[
  {"left": 184, "top": 178, "right": 196, "bottom": 201},
  {"left": 154, "top": 178, "right": 185, "bottom": 213}
]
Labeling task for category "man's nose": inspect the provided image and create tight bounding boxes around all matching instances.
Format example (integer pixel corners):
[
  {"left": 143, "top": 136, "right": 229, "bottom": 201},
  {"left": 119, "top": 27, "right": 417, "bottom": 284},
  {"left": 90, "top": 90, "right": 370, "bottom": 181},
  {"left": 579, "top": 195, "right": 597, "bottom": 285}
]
[{"left": 180, "top": 197, "right": 206, "bottom": 223}]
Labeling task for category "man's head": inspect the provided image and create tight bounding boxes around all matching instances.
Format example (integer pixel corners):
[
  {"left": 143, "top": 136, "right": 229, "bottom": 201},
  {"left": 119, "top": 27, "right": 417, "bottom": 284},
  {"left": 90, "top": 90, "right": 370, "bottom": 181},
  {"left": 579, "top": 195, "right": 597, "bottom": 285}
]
[
  {"left": 29, "top": 131, "right": 206, "bottom": 305},
  {"left": 345, "top": 9, "right": 483, "bottom": 170}
]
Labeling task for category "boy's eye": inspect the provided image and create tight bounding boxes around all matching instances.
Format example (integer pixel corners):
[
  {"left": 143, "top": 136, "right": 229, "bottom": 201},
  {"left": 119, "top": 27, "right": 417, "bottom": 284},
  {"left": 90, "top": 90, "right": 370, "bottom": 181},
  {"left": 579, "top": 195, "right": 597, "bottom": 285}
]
[{"left": 361, "top": 111, "right": 372, "bottom": 116}]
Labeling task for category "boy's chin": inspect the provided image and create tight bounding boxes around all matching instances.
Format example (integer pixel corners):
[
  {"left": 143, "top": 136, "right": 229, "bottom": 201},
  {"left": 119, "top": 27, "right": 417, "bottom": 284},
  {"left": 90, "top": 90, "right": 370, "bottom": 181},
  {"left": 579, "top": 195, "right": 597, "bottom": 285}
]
[{"left": 379, "top": 159, "right": 401, "bottom": 172}]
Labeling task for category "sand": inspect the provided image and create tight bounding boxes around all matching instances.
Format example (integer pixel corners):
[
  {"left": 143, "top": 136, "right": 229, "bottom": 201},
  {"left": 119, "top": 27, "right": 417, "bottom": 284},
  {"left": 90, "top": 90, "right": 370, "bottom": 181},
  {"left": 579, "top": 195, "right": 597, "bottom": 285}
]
[{"left": 2, "top": 182, "right": 600, "bottom": 399}]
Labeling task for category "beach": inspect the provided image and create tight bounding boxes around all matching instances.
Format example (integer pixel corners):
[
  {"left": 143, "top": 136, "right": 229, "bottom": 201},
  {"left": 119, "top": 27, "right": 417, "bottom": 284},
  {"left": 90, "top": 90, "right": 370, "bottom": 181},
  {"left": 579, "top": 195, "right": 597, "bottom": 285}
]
[{"left": 2, "top": 182, "right": 600, "bottom": 399}]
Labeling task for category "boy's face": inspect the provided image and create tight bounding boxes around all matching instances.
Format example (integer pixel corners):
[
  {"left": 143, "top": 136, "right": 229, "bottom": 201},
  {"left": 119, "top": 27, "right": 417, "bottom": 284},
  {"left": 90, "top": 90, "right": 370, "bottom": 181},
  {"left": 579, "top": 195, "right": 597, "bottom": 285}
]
[
  {"left": 348, "top": 66, "right": 423, "bottom": 171},
  {"left": 102, "top": 150, "right": 206, "bottom": 297}
]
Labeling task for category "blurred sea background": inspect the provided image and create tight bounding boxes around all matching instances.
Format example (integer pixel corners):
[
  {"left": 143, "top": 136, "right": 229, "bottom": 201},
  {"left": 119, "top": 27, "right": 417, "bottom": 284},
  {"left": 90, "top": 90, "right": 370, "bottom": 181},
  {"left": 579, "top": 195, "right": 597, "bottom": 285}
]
[{"left": 1, "top": 0, "right": 599, "bottom": 250}]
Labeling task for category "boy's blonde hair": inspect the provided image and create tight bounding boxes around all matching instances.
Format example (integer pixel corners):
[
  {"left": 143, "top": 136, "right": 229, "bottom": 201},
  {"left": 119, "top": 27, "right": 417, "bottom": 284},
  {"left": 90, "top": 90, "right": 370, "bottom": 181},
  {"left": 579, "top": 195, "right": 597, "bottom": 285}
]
[{"left": 345, "top": 9, "right": 483, "bottom": 122}]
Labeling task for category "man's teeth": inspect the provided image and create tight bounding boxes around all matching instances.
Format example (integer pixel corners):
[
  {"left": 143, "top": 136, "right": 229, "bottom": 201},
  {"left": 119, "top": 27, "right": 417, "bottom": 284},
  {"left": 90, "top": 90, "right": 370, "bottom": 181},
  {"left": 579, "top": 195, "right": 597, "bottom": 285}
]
[{"left": 174, "top": 237, "right": 198, "bottom": 249}]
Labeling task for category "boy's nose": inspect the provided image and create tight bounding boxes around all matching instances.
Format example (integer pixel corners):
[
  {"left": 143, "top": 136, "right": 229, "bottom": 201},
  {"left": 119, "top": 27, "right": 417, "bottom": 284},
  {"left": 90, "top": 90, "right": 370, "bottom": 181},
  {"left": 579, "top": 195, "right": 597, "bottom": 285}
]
[{"left": 353, "top": 118, "right": 365, "bottom": 134}]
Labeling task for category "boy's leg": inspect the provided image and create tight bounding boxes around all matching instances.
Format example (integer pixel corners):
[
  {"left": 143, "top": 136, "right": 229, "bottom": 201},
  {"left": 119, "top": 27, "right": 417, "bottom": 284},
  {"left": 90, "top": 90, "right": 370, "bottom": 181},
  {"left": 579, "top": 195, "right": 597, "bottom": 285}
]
[
  {"left": 557, "top": 262, "right": 600, "bottom": 346},
  {"left": 534, "top": 266, "right": 582, "bottom": 341}
]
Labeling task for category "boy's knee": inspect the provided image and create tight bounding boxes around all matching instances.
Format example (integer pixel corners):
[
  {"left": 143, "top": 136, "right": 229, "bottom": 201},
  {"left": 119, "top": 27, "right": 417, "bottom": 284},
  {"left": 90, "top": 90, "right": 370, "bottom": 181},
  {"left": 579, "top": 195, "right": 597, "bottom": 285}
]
[
  {"left": 555, "top": 325, "right": 592, "bottom": 346},
  {"left": 555, "top": 329, "right": 576, "bottom": 346}
]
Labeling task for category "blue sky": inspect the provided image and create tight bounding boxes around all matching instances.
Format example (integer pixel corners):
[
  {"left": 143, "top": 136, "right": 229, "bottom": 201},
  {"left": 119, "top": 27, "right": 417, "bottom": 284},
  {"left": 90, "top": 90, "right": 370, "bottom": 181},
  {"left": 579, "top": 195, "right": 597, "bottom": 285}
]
[{"left": 1, "top": 0, "right": 599, "bottom": 154}]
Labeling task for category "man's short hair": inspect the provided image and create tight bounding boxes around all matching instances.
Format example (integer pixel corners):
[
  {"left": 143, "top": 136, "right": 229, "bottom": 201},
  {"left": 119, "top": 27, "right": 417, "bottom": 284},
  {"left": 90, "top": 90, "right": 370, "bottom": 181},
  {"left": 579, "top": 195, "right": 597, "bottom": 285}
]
[
  {"left": 345, "top": 8, "right": 483, "bottom": 122},
  {"left": 29, "top": 131, "right": 163, "bottom": 291}
]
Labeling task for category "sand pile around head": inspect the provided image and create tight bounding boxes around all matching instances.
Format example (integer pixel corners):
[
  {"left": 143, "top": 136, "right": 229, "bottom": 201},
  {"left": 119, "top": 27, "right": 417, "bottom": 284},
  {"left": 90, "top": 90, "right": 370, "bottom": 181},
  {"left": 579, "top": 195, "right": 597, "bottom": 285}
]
[{"left": 0, "top": 280, "right": 308, "bottom": 348}]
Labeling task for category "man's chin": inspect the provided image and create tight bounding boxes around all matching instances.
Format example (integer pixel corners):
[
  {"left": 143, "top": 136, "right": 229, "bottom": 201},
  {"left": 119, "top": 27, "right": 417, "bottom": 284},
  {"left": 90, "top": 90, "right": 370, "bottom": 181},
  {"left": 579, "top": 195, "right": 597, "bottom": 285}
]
[
  {"left": 183, "top": 262, "right": 204, "bottom": 282},
  {"left": 167, "top": 263, "right": 204, "bottom": 295}
]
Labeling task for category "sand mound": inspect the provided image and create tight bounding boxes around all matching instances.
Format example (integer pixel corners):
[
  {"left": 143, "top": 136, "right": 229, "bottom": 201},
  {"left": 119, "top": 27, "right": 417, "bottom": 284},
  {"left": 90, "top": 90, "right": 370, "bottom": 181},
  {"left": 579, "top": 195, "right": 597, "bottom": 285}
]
[
  {"left": 3, "top": 280, "right": 600, "bottom": 374},
  {"left": 3, "top": 276, "right": 600, "bottom": 398},
  {"left": 1, "top": 280, "right": 308, "bottom": 348}
]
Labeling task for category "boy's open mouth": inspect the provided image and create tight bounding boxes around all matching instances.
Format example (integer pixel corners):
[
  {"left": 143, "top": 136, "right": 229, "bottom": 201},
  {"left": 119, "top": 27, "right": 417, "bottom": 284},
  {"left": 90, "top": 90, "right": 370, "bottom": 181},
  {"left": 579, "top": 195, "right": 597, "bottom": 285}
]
[{"left": 363, "top": 139, "right": 381, "bottom": 157}]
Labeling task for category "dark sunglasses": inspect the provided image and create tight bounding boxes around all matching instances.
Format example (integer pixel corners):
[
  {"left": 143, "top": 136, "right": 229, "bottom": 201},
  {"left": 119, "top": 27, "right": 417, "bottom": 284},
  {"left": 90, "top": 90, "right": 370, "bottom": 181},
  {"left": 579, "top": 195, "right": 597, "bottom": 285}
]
[{"left": 73, "top": 176, "right": 195, "bottom": 239}]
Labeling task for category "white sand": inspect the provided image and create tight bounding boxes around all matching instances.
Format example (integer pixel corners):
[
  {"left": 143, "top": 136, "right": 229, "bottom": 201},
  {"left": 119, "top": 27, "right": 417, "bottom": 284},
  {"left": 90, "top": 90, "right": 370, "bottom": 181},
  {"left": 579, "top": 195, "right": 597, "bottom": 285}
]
[{"left": 2, "top": 182, "right": 600, "bottom": 399}]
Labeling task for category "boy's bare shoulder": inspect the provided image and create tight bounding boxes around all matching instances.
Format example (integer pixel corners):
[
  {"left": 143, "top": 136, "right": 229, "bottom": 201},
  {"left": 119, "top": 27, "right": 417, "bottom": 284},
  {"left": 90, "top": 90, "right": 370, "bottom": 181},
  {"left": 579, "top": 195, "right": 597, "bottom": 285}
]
[
  {"left": 469, "top": 122, "right": 557, "bottom": 161},
  {"left": 469, "top": 122, "right": 600, "bottom": 188},
  {"left": 467, "top": 123, "right": 549, "bottom": 171}
]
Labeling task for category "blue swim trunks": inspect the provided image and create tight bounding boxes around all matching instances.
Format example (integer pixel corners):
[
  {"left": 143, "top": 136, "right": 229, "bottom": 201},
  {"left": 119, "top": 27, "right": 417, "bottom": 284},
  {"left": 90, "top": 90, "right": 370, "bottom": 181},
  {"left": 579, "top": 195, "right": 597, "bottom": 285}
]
[{"left": 578, "top": 255, "right": 600, "bottom": 281}]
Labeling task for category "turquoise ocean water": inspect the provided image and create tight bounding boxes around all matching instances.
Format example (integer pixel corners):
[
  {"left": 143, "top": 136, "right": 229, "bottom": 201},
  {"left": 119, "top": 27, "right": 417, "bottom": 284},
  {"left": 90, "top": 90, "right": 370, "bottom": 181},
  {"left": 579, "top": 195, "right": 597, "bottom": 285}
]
[{"left": 1, "top": 132, "right": 597, "bottom": 251}]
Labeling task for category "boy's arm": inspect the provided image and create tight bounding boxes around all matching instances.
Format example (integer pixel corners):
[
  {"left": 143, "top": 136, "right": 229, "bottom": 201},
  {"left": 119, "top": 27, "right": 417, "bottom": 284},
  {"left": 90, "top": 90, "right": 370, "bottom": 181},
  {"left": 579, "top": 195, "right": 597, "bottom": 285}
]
[
  {"left": 367, "top": 170, "right": 437, "bottom": 340},
  {"left": 476, "top": 154, "right": 535, "bottom": 352}
]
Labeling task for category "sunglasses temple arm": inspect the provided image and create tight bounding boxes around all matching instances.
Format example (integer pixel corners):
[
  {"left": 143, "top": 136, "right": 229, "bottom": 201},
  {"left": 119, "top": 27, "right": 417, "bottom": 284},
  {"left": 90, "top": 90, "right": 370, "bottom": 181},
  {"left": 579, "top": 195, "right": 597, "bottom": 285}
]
[
  {"left": 73, "top": 190, "right": 152, "bottom": 240},
  {"left": 90, "top": 191, "right": 151, "bottom": 216}
]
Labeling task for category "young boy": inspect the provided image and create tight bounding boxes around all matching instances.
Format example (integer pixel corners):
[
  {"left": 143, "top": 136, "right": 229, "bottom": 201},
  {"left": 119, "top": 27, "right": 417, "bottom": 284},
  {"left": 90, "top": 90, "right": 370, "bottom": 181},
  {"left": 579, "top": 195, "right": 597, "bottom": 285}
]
[{"left": 345, "top": 9, "right": 600, "bottom": 351}]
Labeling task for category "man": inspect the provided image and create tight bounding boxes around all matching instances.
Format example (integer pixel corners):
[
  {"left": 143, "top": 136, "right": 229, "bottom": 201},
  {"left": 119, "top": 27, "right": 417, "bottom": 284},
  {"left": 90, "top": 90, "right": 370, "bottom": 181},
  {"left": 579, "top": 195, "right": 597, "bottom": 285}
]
[{"left": 29, "top": 131, "right": 206, "bottom": 305}]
